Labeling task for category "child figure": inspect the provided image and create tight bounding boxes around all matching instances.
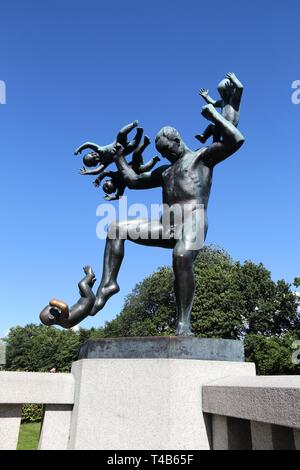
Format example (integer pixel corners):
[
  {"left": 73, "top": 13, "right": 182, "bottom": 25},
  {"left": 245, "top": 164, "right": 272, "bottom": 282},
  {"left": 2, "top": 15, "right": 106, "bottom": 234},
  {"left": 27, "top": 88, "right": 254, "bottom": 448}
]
[
  {"left": 40, "top": 266, "right": 96, "bottom": 329},
  {"left": 195, "top": 72, "right": 243, "bottom": 144},
  {"left": 75, "top": 121, "right": 143, "bottom": 176},
  {"left": 93, "top": 136, "right": 160, "bottom": 200}
]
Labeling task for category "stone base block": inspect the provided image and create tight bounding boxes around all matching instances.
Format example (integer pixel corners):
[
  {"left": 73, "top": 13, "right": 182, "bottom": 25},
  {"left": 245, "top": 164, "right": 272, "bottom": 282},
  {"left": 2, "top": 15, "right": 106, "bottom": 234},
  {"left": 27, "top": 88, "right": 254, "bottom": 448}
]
[
  {"left": 68, "top": 358, "right": 255, "bottom": 450},
  {"left": 79, "top": 337, "right": 245, "bottom": 362}
]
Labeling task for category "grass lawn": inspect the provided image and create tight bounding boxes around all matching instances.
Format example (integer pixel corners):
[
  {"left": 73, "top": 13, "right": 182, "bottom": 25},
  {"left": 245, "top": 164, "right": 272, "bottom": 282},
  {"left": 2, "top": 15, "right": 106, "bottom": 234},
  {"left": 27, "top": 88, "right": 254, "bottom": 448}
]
[{"left": 17, "top": 422, "right": 41, "bottom": 450}]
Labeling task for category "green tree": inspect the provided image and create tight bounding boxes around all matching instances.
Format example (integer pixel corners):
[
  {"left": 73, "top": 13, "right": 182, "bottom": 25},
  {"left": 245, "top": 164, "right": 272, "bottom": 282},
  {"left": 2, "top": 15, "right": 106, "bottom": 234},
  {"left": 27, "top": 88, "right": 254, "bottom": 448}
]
[
  {"left": 5, "top": 324, "right": 81, "bottom": 372},
  {"left": 245, "top": 333, "right": 300, "bottom": 375},
  {"left": 294, "top": 278, "right": 300, "bottom": 288},
  {"left": 96, "top": 267, "right": 176, "bottom": 338}
]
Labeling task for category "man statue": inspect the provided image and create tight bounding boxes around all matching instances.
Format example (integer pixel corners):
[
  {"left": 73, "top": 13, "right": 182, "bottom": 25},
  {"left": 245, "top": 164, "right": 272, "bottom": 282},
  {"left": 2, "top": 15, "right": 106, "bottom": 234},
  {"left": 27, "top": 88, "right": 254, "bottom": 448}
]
[
  {"left": 90, "top": 103, "right": 244, "bottom": 336},
  {"left": 40, "top": 102, "right": 244, "bottom": 336}
]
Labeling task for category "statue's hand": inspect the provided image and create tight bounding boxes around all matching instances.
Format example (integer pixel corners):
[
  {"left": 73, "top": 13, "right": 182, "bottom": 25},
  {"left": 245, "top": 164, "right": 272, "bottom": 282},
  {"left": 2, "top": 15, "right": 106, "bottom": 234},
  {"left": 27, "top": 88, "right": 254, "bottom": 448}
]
[
  {"left": 199, "top": 88, "right": 209, "bottom": 97},
  {"left": 224, "top": 80, "right": 234, "bottom": 89},
  {"left": 104, "top": 194, "right": 119, "bottom": 201},
  {"left": 226, "top": 72, "right": 237, "bottom": 82},
  {"left": 80, "top": 167, "right": 87, "bottom": 175},
  {"left": 75, "top": 146, "right": 83, "bottom": 156},
  {"left": 93, "top": 179, "right": 100, "bottom": 187}
]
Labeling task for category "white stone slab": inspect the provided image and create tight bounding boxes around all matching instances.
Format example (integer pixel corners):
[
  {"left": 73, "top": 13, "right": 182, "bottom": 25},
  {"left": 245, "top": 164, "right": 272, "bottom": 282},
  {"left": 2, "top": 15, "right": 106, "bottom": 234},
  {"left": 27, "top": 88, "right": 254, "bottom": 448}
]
[
  {"left": 0, "top": 372, "right": 74, "bottom": 404},
  {"left": 203, "top": 376, "right": 300, "bottom": 429},
  {"left": 0, "top": 404, "right": 22, "bottom": 450},
  {"left": 39, "top": 404, "right": 73, "bottom": 450}
]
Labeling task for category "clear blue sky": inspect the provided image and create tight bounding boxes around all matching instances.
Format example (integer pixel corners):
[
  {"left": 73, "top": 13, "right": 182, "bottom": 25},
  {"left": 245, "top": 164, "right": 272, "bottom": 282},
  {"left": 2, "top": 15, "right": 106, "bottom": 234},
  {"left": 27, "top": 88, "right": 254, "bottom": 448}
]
[{"left": 1, "top": 0, "right": 300, "bottom": 335}]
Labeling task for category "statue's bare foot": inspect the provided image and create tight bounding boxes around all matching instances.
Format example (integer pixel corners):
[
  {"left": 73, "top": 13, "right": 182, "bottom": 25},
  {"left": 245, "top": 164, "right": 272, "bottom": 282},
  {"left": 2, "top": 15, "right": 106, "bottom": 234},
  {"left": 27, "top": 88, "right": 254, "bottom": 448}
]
[
  {"left": 201, "top": 104, "right": 217, "bottom": 121},
  {"left": 83, "top": 266, "right": 96, "bottom": 283},
  {"left": 176, "top": 322, "right": 194, "bottom": 337},
  {"left": 195, "top": 134, "right": 206, "bottom": 144},
  {"left": 90, "top": 283, "right": 120, "bottom": 316}
]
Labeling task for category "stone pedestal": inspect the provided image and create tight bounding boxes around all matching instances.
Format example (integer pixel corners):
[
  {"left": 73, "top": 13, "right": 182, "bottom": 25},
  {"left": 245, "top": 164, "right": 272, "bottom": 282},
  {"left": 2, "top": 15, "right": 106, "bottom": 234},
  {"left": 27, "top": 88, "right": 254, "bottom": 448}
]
[{"left": 68, "top": 337, "right": 255, "bottom": 450}]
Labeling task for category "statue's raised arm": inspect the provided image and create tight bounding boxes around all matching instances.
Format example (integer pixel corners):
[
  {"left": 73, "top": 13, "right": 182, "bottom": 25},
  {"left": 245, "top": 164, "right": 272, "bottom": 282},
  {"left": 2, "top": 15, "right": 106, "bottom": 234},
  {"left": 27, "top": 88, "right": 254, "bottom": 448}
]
[
  {"left": 200, "top": 104, "right": 245, "bottom": 168},
  {"left": 113, "top": 143, "right": 167, "bottom": 190}
]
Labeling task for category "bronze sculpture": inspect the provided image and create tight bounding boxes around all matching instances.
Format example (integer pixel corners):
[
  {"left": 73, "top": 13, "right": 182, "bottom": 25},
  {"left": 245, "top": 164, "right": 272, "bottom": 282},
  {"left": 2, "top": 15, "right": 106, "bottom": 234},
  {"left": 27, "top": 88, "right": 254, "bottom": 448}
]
[
  {"left": 93, "top": 135, "right": 160, "bottom": 201},
  {"left": 195, "top": 72, "right": 243, "bottom": 144},
  {"left": 40, "top": 266, "right": 96, "bottom": 328},
  {"left": 40, "top": 74, "right": 245, "bottom": 336}
]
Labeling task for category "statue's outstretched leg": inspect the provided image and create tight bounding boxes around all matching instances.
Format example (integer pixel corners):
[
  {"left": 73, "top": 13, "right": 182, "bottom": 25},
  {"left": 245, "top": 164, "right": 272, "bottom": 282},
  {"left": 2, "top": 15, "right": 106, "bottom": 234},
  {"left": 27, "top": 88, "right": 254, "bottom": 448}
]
[
  {"left": 131, "top": 135, "right": 150, "bottom": 172},
  {"left": 90, "top": 219, "right": 169, "bottom": 317},
  {"left": 90, "top": 232, "right": 124, "bottom": 316},
  {"left": 125, "top": 127, "right": 144, "bottom": 155},
  {"left": 40, "top": 266, "right": 96, "bottom": 329},
  {"left": 116, "top": 121, "right": 144, "bottom": 156},
  {"left": 131, "top": 136, "right": 160, "bottom": 174},
  {"left": 116, "top": 120, "right": 139, "bottom": 145},
  {"left": 137, "top": 155, "right": 160, "bottom": 174}
]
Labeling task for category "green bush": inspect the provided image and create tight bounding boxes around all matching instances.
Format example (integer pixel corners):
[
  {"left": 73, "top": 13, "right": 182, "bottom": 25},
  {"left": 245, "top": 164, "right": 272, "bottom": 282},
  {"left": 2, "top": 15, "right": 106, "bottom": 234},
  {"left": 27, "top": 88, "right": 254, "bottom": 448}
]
[{"left": 21, "top": 404, "right": 43, "bottom": 423}]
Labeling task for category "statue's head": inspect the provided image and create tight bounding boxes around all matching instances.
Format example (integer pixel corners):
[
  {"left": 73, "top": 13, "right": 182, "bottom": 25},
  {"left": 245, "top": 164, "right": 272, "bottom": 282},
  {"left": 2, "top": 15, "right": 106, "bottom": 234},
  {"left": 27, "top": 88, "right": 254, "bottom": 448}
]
[
  {"left": 40, "top": 299, "right": 69, "bottom": 327},
  {"left": 218, "top": 79, "right": 235, "bottom": 100},
  {"left": 155, "top": 127, "right": 185, "bottom": 162},
  {"left": 40, "top": 306, "right": 58, "bottom": 326},
  {"left": 103, "top": 179, "right": 116, "bottom": 195},
  {"left": 83, "top": 152, "right": 100, "bottom": 167}
]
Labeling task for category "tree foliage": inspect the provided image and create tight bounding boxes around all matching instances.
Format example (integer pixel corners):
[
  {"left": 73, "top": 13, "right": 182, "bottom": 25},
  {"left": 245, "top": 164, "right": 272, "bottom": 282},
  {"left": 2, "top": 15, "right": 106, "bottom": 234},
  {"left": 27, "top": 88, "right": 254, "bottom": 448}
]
[
  {"left": 21, "top": 404, "right": 43, "bottom": 424},
  {"left": 98, "top": 246, "right": 299, "bottom": 341},
  {"left": 5, "top": 324, "right": 82, "bottom": 372},
  {"left": 245, "top": 333, "right": 300, "bottom": 375}
]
